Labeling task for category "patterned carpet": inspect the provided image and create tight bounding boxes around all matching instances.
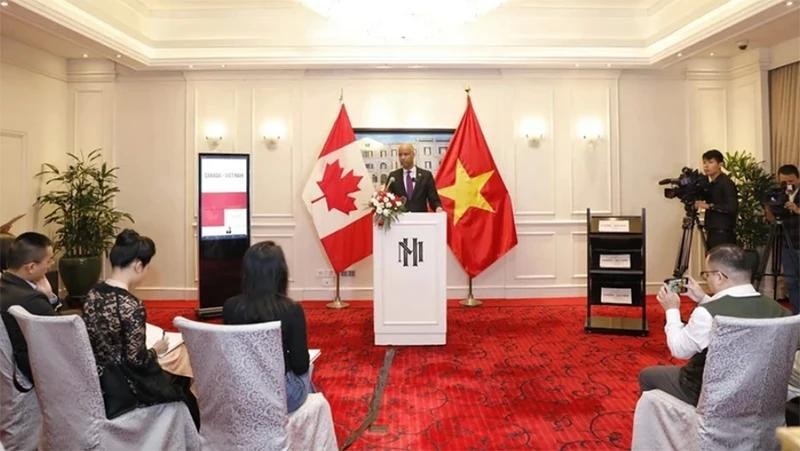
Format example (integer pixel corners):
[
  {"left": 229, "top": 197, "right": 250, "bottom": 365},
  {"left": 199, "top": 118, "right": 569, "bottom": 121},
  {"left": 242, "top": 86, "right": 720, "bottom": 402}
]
[{"left": 145, "top": 297, "right": 690, "bottom": 450}]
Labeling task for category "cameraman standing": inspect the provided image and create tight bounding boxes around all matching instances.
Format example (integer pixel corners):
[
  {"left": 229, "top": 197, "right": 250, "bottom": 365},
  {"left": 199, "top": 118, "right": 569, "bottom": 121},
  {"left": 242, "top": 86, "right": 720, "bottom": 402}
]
[
  {"left": 695, "top": 149, "right": 738, "bottom": 250},
  {"left": 765, "top": 164, "right": 800, "bottom": 313}
]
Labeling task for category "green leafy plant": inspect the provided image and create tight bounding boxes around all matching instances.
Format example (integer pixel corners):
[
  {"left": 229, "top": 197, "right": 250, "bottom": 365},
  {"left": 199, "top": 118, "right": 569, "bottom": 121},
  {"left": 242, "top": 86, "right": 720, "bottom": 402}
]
[
  {"left": 36, "top": 149, "right": 133, "bottom": 257},
  {"left": 724, "top": 150, "right": 777, "bottom": 249}
]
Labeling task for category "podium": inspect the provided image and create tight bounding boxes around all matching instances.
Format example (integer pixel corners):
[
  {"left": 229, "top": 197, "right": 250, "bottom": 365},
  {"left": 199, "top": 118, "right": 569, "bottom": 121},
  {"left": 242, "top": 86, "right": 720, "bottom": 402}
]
[{"left": 373, "top": 212, "right": 447, "bottom": 345}]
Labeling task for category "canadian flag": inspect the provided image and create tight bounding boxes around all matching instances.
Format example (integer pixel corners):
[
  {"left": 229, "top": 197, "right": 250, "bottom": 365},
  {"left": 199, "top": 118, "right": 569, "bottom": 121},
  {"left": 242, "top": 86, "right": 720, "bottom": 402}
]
[{"left": 302, "top": 105, "right": 376, "bottom": 273}]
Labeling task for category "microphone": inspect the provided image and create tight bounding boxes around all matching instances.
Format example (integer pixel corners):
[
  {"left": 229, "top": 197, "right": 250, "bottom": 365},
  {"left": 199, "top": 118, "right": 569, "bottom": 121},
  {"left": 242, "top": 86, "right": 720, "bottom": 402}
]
[
  {"left": 658, "top": 177, "right": 679, "bottom": 185},
  {"left": 383, "top": 176, "right": 395, "bottom": 192}
]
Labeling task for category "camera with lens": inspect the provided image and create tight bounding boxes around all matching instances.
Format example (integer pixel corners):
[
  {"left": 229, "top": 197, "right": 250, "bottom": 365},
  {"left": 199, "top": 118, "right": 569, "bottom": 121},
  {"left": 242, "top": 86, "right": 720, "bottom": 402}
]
[
  {"left": 762, "top": 183, "right": 793, "bottom": 218},
  {"left": 659, "top": 167, "right": 709, "bottom": 206}
]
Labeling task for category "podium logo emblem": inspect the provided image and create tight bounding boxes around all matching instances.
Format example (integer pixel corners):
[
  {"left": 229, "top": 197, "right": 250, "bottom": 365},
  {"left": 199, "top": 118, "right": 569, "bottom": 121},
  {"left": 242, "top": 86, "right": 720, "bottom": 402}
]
[{"left": 398, "top": 238, "right": 423, "bottom": 267}]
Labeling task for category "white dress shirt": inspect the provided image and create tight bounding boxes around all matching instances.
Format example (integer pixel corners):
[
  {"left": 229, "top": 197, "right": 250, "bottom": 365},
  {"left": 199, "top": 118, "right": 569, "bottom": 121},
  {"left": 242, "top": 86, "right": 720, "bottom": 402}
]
[{"left": 664, "top": 284, "right": 760, "bottom": 359}]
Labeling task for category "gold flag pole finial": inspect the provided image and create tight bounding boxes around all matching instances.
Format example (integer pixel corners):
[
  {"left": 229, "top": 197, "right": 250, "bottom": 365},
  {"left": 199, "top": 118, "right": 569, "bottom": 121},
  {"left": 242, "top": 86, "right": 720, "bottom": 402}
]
[
  {"left": 465, "top": 85, "right": 471, "bottom": 95},
  {"left": 339, "top": 88, "right": 344, "bottom": 104}
]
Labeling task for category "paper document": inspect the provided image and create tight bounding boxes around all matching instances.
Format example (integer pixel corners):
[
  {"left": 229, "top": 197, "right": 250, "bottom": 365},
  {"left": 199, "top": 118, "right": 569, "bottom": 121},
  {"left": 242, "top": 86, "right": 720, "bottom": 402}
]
[
  {"left": 309, "top": 349, "right": 321, "bottom": 363},
  {"left": 145, "top": 323, "right": 184, "bottom": 354}
]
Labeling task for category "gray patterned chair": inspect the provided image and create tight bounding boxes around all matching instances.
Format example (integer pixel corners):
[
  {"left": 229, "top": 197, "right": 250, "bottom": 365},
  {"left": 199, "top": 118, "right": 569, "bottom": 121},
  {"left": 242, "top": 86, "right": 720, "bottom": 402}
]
[
  {"left": 632, "top": 314, "right": 800, "bottom": 451},
  {"left": 174, "top": 316, "right": 337, "bottom": 451},
  {"left": 8, "top": 306, "right": 200, "bottom": 451},
  {"left": 0, "top": 315, "right": 41, "bottom": 450}
]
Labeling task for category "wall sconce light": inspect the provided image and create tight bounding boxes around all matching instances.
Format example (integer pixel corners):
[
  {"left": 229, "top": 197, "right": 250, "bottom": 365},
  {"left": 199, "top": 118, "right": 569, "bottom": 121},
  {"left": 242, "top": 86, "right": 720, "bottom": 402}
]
[
  {"left": 578, "top": 119, "right": 602, "bottom": 144},
  {"left": 521, "top": 118, "right": 546, "bottom": 147},
  {"left": 261, "top": 121, "right": 285, "bottom": 150},
  {"left": 204, "top": 122, "right": 225, "bottom": 148}
]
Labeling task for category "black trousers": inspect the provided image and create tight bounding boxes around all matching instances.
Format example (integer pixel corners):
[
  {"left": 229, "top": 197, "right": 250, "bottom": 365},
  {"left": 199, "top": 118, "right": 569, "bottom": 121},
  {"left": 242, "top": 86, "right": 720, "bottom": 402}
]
[
  {"left": 638, "top": 365, "right": 698, "bottom": 406},
  {"left": 705, "top": 228, "right": 736, "bottom": 251}
]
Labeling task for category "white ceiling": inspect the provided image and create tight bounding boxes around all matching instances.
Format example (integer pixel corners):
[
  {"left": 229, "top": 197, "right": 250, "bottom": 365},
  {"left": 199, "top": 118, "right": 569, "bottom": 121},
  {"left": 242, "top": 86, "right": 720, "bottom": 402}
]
[{"left": 0, "top": 0, "right": 797, "bottom": 69}]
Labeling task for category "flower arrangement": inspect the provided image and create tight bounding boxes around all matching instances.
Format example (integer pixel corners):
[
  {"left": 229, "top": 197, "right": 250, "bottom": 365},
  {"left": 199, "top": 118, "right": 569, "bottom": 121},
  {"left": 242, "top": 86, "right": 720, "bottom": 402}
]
[{"left": 369, "top": 190, "right": 406, "bottom": 229}]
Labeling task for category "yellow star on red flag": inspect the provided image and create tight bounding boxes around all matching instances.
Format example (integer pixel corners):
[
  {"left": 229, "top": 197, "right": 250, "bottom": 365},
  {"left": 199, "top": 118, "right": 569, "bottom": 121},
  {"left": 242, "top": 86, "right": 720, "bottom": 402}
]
[{"left": 437, "top": 160, "right": 495, "bottom": 224}]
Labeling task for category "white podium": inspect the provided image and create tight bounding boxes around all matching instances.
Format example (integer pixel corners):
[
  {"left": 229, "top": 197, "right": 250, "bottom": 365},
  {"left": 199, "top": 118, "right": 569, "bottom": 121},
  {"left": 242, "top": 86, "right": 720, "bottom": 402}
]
[{"left": 373, "top": 212, "right": 447, "bottom": 345}]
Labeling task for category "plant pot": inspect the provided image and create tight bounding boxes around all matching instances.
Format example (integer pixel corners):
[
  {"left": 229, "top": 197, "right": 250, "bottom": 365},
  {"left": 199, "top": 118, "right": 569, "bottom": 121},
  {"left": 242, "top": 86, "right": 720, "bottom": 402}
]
[{"left": 59, "top": 256, "right": 102, "bottom": 306}]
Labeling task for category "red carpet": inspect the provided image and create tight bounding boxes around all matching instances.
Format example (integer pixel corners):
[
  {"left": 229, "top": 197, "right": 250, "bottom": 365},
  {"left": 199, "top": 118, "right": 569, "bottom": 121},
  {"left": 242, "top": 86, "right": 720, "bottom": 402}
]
[{"left": 145, "top": 297, "right": 690, "bottom": 450}]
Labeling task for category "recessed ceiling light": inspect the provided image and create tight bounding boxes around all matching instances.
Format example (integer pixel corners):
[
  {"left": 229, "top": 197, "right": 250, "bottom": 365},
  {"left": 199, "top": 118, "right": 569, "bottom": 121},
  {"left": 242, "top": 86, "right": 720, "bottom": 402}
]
[
  {"left": 0, "top": 2, "right": 9, "bottom": 7},
  {"left": 115, "top": 54, "right": 122, "bottom": 59},
  {"left": 221, "top": 64, "right": 226, "bottom": 68},
  {"left": 606, "top": 63, "right": 611, "bottom": 68},
  {"left": 574, "top": 63, "right": 580, "bottom": 68},
  {"left": 82, "top": 53, "right": 88, "bottom": 58},
  {"left": 787, "top": 1, "right": 794, "bottom": 6},
  {"left": 709, "top": 52, "right": 715, "bottom": 56},
  {"left": 677, "top": 52, "right": 683, "bottom": 57},
  {"left": 188, "top": 64, "right": 194, "bottom": 69}
]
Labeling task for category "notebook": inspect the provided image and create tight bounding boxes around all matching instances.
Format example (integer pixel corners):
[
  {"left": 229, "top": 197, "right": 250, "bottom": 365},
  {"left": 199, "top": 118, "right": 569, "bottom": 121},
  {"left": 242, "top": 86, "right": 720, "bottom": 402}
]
[{"left": 145, "top": 323, "right": 184, "bottom": 355}]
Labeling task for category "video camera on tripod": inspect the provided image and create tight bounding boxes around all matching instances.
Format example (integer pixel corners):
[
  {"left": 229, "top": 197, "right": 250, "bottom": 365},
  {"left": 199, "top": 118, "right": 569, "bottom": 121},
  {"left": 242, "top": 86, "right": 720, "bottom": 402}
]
[
  {"left": 659, "top": 167, "right": 709, "bottom": 210},
  {"left": 762, "top": 182, "right": 795, "bottom": 219},
  {"left": 658, "top": 167, "right": 710, "bottom": 283}
]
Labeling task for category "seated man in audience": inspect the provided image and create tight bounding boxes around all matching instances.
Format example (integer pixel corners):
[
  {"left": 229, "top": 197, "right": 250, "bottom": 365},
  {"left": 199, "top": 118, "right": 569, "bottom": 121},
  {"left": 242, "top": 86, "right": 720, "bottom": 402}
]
[
  {"left": 0, "top": 232, "right": 60, "bottom": 382},
  {"left": 639, "top": 244, "right": 789, "bottom": 406}
]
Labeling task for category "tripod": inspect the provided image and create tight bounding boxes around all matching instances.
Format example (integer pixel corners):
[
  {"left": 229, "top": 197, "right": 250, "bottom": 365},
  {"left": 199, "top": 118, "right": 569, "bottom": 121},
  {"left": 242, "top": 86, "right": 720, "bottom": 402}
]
[
  {"left": 672, "top": 204, "right": 706, "bottom": 278},
  {"left": 754, "top": 218, "right": 793, "bottom": 297}
]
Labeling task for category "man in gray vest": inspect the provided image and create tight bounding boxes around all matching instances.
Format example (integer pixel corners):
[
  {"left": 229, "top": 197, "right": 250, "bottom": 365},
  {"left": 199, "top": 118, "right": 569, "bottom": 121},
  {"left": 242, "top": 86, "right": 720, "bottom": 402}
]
[{"left": 639, "top": 244, "right": 789, "bottom": 406}]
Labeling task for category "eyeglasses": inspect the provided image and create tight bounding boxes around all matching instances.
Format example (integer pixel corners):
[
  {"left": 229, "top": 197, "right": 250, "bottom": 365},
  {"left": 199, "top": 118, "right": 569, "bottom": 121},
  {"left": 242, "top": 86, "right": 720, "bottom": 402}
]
[{"left": 700, "top": 270, "right": 728, "bottom": 280}]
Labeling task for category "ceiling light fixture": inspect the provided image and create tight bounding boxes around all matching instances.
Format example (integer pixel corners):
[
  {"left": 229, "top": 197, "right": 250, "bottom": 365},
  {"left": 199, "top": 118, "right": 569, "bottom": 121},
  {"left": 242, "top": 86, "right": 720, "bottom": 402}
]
[
  {"left": 787, "top": 1, "right": 794, "bottom": 6},
  {"left": 116, "top": 54, "right": 122, "bottom": 58},
  {"left": 82, "top": 53, "right": 88, "bottom": 58},
  {"left": 677, "top": 52, "right": 683, "bottom": 57},
  {"left": 299, "top": 0, "right": 505, "bottom": 41},
  {"left": 709, "top": 52, "right": 715, "bottom": 56},
  {"left": 0, "top": 2, "right": 9, "bottom": 7}
]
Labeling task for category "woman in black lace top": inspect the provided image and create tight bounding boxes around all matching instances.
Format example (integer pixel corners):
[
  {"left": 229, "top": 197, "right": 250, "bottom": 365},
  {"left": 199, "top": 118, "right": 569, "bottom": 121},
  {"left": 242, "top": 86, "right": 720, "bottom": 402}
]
[{"left": 83, "top": 229, "right": 199, "bottom": 426}]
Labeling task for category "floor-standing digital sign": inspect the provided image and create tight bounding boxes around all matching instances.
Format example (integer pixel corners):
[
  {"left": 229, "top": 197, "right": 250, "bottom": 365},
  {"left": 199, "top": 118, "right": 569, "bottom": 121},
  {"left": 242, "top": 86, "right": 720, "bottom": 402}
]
[{"left": 197, "top": 153, "right": 250, "bottom": 317}]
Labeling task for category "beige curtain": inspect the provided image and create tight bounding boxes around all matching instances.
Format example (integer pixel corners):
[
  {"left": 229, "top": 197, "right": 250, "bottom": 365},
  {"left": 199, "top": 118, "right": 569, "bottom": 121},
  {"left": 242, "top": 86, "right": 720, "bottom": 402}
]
[{"left": 770, "top": 62, "right": 800, "bottom": 169}]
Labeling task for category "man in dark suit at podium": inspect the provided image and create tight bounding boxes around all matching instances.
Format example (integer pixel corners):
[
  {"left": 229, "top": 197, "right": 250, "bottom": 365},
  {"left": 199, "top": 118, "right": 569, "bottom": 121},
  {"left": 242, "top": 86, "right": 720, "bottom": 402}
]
[{"left": 387, "top": 143, "right": 443, "bottom": 213}]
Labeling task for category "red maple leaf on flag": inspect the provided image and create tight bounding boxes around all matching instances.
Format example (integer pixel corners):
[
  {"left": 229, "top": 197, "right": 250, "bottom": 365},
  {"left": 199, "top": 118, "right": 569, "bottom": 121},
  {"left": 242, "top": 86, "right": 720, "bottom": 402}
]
[{"left": 311, "top": 160, "right": 363, "bottom": 214}]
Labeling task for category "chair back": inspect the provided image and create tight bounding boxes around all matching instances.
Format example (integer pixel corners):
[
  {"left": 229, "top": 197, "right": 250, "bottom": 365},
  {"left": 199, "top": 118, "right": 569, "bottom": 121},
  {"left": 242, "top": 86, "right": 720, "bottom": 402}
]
[
  {"left": 8, "top": 306, "right": 106, "bottom": 450},
  {"left": 0, "top": 314, "right": 42, "bottom": 450},
  {"left": 698, "top": 314, "right": 800, "bottom": 450},
  {"left": 174, "top": 316, "right": 289, "bottom": 450}
]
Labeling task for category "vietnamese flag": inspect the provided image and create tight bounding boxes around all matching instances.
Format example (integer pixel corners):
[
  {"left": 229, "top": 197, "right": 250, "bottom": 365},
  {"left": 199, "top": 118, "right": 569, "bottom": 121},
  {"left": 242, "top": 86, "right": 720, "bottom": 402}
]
[
  {"left": 302, "top": 105, "right": 375, "bottom": 273},
  {"left": 436, "top": 96, "right": 517, "bottom": 278}
]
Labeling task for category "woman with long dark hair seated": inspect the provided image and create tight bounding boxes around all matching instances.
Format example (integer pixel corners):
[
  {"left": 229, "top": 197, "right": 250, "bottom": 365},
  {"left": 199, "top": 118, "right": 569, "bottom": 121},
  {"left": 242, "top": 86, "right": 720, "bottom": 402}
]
[
  {"left": 223, "top": 240, "right": 313, "bottom": 413},
  {"left": 83, "top": 229, "right": 199, "bottom": 427}
]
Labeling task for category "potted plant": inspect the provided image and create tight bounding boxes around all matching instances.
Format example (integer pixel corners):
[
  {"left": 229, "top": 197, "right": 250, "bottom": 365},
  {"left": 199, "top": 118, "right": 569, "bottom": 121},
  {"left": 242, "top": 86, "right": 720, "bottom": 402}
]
[
  {"left": 723, "top": 150, "right": 777, "bottom": 276},
  {"left": 36, "top": 149, "right": 133, "bottom": 305}
]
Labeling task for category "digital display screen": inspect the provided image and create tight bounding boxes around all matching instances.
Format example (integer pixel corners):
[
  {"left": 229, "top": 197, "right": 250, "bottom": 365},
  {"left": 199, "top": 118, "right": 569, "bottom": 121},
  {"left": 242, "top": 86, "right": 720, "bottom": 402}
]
[{"left": 199, "top": 155, "right": 249, "bottom": 240}]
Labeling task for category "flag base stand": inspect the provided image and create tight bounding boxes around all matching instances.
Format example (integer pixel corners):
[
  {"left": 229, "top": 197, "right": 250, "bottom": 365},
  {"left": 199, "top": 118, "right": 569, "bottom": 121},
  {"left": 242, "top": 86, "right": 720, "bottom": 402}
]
[
  {"left": 459, "top": 277, "right": 482, "bottom": 307},
  {"left": 326, "top": 273, "right": 349, "bottom": 309}
]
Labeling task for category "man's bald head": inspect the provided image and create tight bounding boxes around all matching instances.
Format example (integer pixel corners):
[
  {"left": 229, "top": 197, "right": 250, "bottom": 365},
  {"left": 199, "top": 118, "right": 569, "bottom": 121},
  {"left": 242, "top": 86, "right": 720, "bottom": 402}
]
[{"left": 398, "top": 143, "right": 416, "bottom": 170}]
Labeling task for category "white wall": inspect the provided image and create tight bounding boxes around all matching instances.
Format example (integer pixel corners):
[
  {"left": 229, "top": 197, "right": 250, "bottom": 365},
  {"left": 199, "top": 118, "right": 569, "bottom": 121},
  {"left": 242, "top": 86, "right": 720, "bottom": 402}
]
[
  {"left": 6, "top": 36, "right": 782, "bottom": 301},
  {"left": 0, "top": 38, "right": 69, "bottom": 234},
  {"left": 101, "top": 68, "right": 690, "bottom": 300}
]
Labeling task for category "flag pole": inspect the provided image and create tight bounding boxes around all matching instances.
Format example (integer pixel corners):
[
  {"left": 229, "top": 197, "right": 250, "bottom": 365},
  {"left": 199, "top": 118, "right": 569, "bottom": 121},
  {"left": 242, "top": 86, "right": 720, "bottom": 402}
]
[
  {"left": 460, "top": 277, "right": 482, "bottom": 307},
  {"left": 327, "top": 273, "right": 349, "bottom": 309}
]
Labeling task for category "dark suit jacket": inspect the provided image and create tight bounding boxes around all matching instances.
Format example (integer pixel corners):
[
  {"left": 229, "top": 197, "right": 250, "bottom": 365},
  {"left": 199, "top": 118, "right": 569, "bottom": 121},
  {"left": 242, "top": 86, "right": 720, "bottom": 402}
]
[
  {"left": 0, "top": 272, "right": 56, "bottom": 381},
  {"left": 387, "top": 166, "right": 442, "bottom": 213}
]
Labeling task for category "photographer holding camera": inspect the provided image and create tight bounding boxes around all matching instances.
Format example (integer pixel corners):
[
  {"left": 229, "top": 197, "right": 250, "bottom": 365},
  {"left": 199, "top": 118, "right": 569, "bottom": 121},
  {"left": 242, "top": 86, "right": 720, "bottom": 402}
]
[
  {"left": 694, "top": 150, "right": 738, "bottom": 250},
  {"left": 639, "top": 244, "right": 788, "bottom": 406},
  {"left": 764, "top": 164, "right": 800, "bottom": 313}
]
